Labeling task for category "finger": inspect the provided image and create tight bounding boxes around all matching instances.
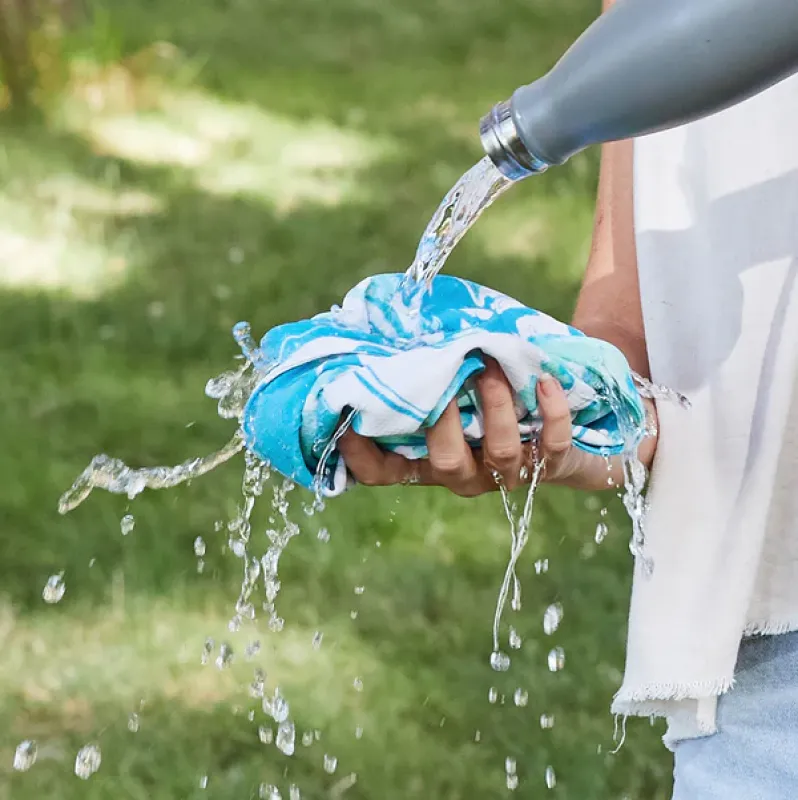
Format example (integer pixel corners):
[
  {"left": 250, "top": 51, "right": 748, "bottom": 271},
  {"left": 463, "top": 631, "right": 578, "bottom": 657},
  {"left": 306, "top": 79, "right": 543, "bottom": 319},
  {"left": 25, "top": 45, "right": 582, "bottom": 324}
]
[
  {"left": 426, "top": 400, "right": 478, "bottom": 489},
  {"left": 477, "top": 359, "right": 523, "bottom": 488},
  {"left": 338, "top": 430, "right": 415, "bottom": 486},
  {"left": 537, "top": 374, "right": 573, "bottom": 459}
]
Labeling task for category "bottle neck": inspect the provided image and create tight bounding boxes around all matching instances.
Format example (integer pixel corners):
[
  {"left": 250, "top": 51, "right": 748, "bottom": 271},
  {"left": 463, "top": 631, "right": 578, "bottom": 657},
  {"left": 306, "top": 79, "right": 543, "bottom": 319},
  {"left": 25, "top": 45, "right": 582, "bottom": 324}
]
[{"left": 479, "top": 100, "right": 550, "bottom": 181}]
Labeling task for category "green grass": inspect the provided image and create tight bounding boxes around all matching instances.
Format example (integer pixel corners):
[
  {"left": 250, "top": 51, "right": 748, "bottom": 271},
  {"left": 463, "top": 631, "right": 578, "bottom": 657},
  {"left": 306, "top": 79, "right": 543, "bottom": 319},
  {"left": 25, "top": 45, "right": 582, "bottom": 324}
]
[{"left": 0, "top": 0, "right": 672, "bottom": 796}]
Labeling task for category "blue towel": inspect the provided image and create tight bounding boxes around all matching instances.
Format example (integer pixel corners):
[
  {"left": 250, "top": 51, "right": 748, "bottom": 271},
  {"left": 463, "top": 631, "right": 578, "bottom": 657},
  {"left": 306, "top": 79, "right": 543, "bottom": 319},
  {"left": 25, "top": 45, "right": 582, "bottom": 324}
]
[{"left": 240, "top": 274, "right": 645, "bottom": 495}]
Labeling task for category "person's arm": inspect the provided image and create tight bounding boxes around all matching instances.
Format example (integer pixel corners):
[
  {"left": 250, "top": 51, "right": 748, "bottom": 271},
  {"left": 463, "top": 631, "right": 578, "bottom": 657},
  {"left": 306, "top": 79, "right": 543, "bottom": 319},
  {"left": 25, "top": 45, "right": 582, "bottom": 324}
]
[
  {"left": 572, "top": 0, "right": 650, "bottom": 377},
  {"left": 572, "top": 139, "right": 650, "bottom": 378}
]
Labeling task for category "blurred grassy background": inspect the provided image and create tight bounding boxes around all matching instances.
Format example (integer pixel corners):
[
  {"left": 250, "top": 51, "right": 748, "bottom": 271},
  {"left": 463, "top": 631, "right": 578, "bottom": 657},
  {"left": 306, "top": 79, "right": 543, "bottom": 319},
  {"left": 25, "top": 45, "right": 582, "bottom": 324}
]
[{"left": 0, "top": 0, "right": 672, "bottom": 797}]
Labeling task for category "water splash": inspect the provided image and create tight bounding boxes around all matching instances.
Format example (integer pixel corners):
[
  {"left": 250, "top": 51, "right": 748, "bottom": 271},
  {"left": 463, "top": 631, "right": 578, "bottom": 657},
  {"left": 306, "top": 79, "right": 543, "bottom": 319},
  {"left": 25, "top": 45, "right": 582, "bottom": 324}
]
[
  {"left": 275, "top": 720, "right": 296, "bottom": 756},
  {"left": 490, "top": 457, "right": 545, "bottom": 665},
  {"left": 547, "top": 647, "right": 565, "bottom": 673},
  {"left": 323, "top": 754, "right": 338, "bottom": 774},
  {"left": 632, "top": 371, "right": 690, "bottom": 409},
  {"left": 13, "top": 740, "right": 37, "bottom": 771},
  {"left": 505, "top": 756, "right": 519, "bottom": 791},
  {"left": 74, "top": 744, "right": 102, "bottom": 779},
  {"left": 543, "top": 604, "right": 563, "bottom": 636},
  {"left": 404, "top": 157, "right": 511, "bottom": 291},
  {"left": 58, "top": 433, "right": 245, "bottom": 514},
  {"left": 42, "top": 572, "right": 66, "bottom": 604}
]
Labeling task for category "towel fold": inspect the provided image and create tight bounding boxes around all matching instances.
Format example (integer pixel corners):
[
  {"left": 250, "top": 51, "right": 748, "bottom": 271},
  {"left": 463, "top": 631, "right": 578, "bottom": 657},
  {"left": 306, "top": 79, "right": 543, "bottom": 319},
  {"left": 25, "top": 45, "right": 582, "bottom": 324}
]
[{"left": 240, "top": 274, "right": 644, "bottom": 495}]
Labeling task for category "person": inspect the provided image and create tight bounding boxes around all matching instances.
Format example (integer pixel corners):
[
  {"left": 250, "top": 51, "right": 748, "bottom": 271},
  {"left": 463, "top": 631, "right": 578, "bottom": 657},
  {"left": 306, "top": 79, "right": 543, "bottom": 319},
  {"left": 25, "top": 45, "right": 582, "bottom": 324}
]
[{"left": 339, "top": 1, "right": 798, "bottom": 796}]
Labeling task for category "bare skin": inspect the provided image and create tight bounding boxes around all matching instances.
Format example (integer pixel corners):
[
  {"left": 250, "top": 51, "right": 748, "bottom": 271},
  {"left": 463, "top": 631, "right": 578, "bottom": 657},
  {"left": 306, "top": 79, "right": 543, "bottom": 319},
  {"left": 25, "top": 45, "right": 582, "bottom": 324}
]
[{"left": 339, "top": 360, "right": 656, "bottom": 496}]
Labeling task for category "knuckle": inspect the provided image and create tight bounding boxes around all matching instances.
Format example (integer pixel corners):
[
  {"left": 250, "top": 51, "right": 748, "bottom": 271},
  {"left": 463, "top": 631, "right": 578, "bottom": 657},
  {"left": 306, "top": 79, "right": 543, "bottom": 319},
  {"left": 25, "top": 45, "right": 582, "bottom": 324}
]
[
  {"left": 355, "top": 471, "right": 384, "bottom": 487},
  {"left": 485, "top": 441, "right": 521, "bottom": 468},
  {"left": 544, "top": 438, "right": 572, "bottom": 456},
  {"left": 431, "top": 454, "right": 468, "bottom": 479}
]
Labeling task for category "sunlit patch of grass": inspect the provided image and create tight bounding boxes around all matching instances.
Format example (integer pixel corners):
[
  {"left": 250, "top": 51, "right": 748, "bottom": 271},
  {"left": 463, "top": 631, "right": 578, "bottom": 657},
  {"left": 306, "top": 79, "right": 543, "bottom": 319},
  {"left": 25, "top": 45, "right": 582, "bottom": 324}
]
[{"left": 62, "top": 63, "right": 391, "bottom": 214}]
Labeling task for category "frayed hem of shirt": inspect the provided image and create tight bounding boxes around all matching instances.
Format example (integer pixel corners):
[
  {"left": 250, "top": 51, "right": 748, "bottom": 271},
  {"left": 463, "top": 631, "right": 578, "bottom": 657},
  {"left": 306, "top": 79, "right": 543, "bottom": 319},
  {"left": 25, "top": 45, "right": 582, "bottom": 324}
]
[
  {"left": 611, "top": 679, "right": 732, "bottom": 751},
  {"left": 612, "top": 675, "right": 735, "bottom": 707},
  {"left": 743, "top": 618, "right": 798, "bottom": 636}
]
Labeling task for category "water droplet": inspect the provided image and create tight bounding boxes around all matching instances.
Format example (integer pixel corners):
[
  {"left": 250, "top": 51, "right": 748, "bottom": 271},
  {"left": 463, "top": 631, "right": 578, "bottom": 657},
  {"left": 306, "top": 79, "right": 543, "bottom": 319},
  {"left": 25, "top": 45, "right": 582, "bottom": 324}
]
[
  {"left": 264, "top": 688, "right": 290, "bottom": 723},
  {"left": 349, "top": 610, "right": 358, "bottom": 620},
  {"left": 245, "top": 640, "right": 261, "bottom": 659},
  {"left": 600, "top": 507, "right": 608, "bottom": 517},
  {"left": 506, "top": 774, "right": 519, "bottom": 790},
  {"left": 534, "top": 558, "right": 549, "bottom": 575},
  {"left": 505, "top": 757, "right": 517, "bottom": 775},
  {"left": 317, "top": 527, "right": 330, "bottom": 543},
  {"left": 353, "top": 677, "right": 363, "bottom": 692},
  {"left": 194, "top": 536, "right": 206, "bottom": 557},
  {"left": 323, "top": 754, "right": 338, "bottom": 774},
  {"left": 74, "top": 744, "right": 101, "bottom": 779},
  {"left": 215, "top": 642, "right": 233, "bottom": 669},
  {"left": 354, "top": 726, "right": 363, "bottom": 740},
  {"left": 312, "top": 631, "right": 323, "bottom": 649},
  {"left": 228, "top": 246, "right": 245, "bottom": 265},
  {"left": 13, "top": 740, "right": 37, "bottom": 771},
  {"left": 543, "top": 603, "right": 563, "bottom": 635},
  {"left": 488, "top": 687, "right": 498, "bottom": 704},
  {"left": 42, "top": 573, "right": 65, "bottom": 604},
  {"left": 302, "top": 731, "right": 314, "bottom": 747},
  {"left": 354, "top": 586, "right": 365, "bottom": 595},
  {"left": 513, "top": 689, "right": 528, "bottom": 707},
  {"left": 201, "top": 637, "right": 215, "bottom": 665},
  {"left": 250, "top": 669, "right": 266, "bottom": 698},
  {"left": 88, "top": 558, "right": 96, "bottom": 568},
  {"left": 128, "top": 712, "right": 140, "bottom": 732},
  {"left": 508, "top": 628, "right": 522, "bottom": 650},
  {"left": 539, "top": 714, "right": 555, "bottom": 729},
  {"left": 490, "top": 650, "right": 511, "bottom": 672},
  {"left": 545, "top": 765, "right": 557, "bottom": 789},
  {"left": 268, "top": 616, "right": 285, "bottom": 633},
  {"left": 259, "top": 784, "right": 281, "bottom": 800},
  {"left": 474, "top": 730, "right": 481, "bottom": 742},
  {"left": 120, "top": 514, "right": 135, "bottom": 535},
  {"left": 199, "top": 775, "right": 208, "bottom": 789},
  {"left": 276, "top": 720, "right": 295, "bottom": 756},
  {"left": 289, "top": 786, "right": 301, "bottom": 800},
  {"left": 314, "top": 729, "right": 322, "bottom": 741},
  {"left": 595, "top": 522, "right": 608, "bottom": 544},
  {"left": 547, "top": 647, "right": 565, "bottom": 672},
  {"left": 258, "top": 726, "right": 273, "bottom": 744}
]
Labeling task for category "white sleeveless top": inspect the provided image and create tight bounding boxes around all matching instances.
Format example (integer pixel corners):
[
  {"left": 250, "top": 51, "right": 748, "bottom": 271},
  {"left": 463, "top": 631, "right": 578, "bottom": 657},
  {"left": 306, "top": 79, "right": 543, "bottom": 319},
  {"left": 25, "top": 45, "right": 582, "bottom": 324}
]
[{"left": 612, "top": 73, "right": 798, "bottom": 744}]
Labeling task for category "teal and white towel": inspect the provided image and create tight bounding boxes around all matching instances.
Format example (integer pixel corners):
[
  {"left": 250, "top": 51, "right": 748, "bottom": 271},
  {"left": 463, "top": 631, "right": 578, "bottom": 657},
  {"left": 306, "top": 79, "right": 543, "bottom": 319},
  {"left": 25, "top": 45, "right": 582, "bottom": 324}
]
[{"left": 240, "top": 274, "right": 645, "bottom": 496}]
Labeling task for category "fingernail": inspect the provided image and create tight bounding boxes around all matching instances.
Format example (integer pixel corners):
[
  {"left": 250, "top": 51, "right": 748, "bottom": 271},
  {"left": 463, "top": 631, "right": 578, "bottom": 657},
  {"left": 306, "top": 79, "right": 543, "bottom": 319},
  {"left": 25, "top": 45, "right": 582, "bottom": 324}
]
[{"left": 538, "top": 374, "right": 555, "bottom": 397}]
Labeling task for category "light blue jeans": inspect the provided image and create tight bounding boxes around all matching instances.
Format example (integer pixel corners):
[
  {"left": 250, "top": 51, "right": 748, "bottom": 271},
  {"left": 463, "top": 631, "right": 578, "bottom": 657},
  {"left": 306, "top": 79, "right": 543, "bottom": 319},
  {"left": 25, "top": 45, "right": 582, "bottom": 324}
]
[{"left": 671, "top": 630, "right": 798, "bottom": 799}]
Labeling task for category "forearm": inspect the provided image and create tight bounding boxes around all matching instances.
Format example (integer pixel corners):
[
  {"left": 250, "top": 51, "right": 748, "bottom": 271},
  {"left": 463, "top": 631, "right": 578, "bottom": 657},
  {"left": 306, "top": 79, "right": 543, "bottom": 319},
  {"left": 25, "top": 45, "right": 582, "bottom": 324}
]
[
  {"left": 570, "top": 0, "right": 651, "bottom": 373},
  {"left": 572, "top": 137, "right": 650, "bottom": 377}
]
